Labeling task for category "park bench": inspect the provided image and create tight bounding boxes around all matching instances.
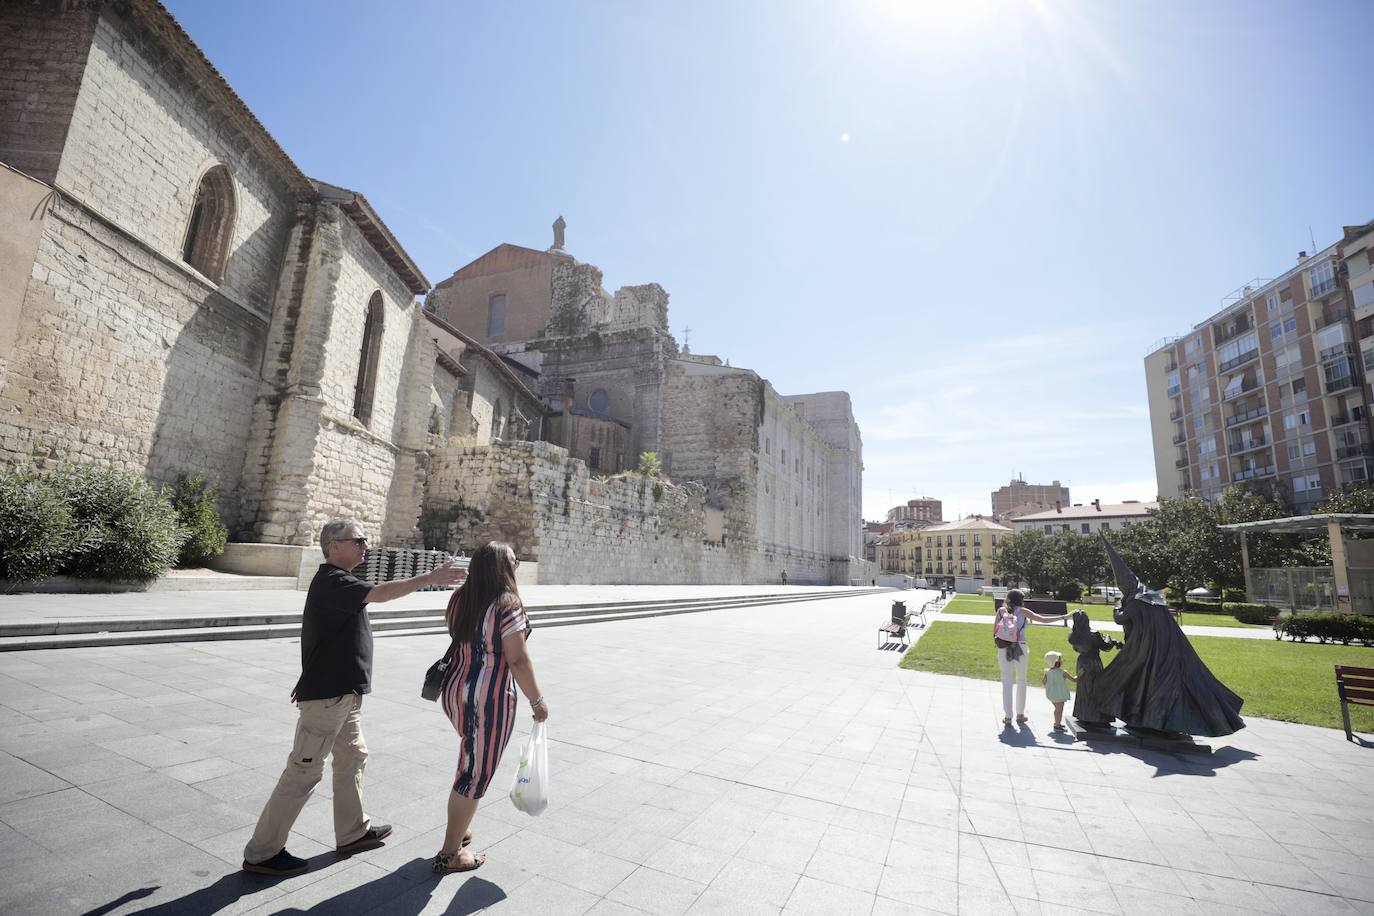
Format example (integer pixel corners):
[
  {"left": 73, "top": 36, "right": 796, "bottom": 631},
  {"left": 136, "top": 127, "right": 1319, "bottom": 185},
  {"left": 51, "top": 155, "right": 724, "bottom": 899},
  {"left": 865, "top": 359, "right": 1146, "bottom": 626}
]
[
  {"left": 878, "top": 600, "right": 922, "bottom": 648},
  {"left": 1335, "top": 664, "right": 1374, "bottom": 743}
]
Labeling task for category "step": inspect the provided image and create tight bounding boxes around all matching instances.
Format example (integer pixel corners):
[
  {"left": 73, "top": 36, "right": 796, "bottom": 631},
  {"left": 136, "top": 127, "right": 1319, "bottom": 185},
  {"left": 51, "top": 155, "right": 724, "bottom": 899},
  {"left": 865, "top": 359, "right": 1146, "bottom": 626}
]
[
  {"left": 0, "top": 589, "right": 878, "bottom": 638},
  {"left": 0, "top": 589, "right": 884, "bottom": 651}
]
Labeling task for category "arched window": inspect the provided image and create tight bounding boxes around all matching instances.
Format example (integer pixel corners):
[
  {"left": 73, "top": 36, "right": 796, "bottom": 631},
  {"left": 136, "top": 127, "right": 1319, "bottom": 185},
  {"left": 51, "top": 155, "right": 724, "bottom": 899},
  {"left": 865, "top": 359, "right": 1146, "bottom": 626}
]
[
  {"left": 492, "top": 399, "right": 504, "bottom": 439},
  {"left": 181, "top": 165, "right": 235, "bottom": 281},
  {"left": 353, "top": 292, "right": 384, "bottom": 426}
]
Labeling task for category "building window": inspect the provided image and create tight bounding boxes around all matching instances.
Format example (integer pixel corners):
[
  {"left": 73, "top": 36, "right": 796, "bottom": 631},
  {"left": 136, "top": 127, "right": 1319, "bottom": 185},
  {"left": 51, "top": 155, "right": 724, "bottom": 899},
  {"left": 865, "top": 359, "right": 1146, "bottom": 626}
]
[
  {"left": 492, "top": 398, "right": 504, "bottom": 439},
  {"left": 1102, "top": 522, "right": 1111, "bottom": 530},
  {"left": 589, "top": 389, "right": 610, "bottom": 413},
  {"left": 352, "top": 292, "right": 384, "bottom": 426},
  {"left": 1044, "top": 525, "right": 1053, "bottom": 534},
  {"left": 946, "top": 535, "right": 953, "bottom": 546},
  {"left": 181, "top": 165, "right": 235, "bottom": 282},
  {"left": 973, "top": 534, "right": 981, "bottom": 546},
  {"left": 1310, "top": 261, "right": 1337, "bottom": 298},
  {"left": 959, "top": 534, "right": 966, "bottom": 546},
  {"left": 487, "top": 294, "right": 506, "bottom": 337},
  {"left": 1081, "top": 523, "right": 1090, "bottom": 534},
  {"left": 991, "top": 534, "right": 998, "bottom": 546},
  {"left": 588, "top": 447, "right": 601, "bottom": 470}
]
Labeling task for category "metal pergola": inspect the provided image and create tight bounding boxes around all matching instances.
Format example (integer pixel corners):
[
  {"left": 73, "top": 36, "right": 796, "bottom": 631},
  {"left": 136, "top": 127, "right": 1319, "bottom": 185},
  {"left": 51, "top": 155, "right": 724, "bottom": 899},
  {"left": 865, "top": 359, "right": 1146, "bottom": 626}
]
[{"left": 1219, "top": 514, "right": 1374, "bottom": 614}]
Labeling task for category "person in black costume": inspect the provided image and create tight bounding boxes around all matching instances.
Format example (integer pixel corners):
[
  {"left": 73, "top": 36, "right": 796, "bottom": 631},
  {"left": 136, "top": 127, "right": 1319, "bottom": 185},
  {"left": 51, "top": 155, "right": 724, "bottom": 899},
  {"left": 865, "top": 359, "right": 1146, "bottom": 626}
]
[
  {"left": 1067, "top": 610, "right": 1121, "bottom": 727},
  {"left": 1094, "top": 536, "right": 1245, "bottom": 737}
]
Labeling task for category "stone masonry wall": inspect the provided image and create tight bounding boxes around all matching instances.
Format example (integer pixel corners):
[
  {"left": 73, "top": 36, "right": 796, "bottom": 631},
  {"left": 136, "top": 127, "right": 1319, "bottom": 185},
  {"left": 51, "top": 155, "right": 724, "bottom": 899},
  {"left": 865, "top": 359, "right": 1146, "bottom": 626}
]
[
  {"left": 0, "top": 0, "right": 101, "bottom": 184},
  {"left": 0, "top": 194, "right": 266, "bottom": 528},
  {"left": 420, "top": 439, "right": 831, "bottom": 585},
  {"left": 54, "top": 10, "right": 293, "bottom": 316}
]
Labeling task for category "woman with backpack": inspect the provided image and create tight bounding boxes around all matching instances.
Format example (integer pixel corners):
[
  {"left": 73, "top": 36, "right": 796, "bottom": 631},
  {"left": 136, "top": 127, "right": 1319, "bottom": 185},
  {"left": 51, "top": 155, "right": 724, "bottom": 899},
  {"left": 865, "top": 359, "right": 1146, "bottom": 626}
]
[{"left": 994, "top": 589, "right": 1066, "bottom": 725}]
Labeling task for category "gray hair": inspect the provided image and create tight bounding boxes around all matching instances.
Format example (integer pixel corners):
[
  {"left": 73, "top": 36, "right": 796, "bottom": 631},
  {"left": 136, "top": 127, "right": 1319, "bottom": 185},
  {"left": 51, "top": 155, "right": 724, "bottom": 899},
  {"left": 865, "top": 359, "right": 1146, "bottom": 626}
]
[{"left": 320, "top": 518, "right": 364, "bottom": 555}]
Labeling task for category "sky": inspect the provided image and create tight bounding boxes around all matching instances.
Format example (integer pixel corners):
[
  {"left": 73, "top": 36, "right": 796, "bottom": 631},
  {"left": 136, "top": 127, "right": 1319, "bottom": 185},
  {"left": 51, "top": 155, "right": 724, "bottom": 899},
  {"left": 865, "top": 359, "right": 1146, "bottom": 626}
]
[{"left": 165, "top": 0, "right": 1374, "bottom": 522}]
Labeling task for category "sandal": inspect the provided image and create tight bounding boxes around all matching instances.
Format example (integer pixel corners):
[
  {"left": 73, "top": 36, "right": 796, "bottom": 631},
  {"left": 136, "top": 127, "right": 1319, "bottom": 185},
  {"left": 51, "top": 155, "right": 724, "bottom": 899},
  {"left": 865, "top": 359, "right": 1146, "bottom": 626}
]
[
  {"left": 1002, "top": 717, "right": 1012, "bottom": 726},
  {"left": 433, "top": 850, "right": 485, "bottom": 874},
  {"left": 462, "top": 830, "right": 472, "bottom": 847},
  {"left": 1016, "top": 715, "right": 1028, "bottom": 724}
]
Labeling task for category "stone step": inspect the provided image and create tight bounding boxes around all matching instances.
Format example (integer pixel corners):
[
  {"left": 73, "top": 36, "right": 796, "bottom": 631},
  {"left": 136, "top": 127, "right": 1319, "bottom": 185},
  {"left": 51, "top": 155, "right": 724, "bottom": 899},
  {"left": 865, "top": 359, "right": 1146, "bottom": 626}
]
[
  {"left": 0, "top": 590, "right": 865, "bottom": 638},
  {"left": 0, "top": 589, "right": 881, "bottom": 651}
]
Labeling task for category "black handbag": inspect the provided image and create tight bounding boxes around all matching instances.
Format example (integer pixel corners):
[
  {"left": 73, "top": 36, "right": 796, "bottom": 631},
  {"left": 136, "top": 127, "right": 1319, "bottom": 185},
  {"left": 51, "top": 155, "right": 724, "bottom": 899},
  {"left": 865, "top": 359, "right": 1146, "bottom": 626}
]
[{"left": 421, "top": 632, "right": 461, "bottom": 702}]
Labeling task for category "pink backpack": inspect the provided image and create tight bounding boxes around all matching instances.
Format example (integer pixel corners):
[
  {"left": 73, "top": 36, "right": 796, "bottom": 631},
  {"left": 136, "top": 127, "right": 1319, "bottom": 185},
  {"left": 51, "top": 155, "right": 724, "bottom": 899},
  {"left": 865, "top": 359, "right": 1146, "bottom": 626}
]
[{"left": 994, "top": 606, "right": 1022, "bottom": 643}]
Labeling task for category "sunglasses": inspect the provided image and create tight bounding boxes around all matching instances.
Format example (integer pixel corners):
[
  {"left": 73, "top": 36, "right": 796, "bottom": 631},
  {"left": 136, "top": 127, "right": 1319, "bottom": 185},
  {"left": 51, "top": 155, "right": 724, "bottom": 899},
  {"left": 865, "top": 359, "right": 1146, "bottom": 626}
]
[{"left": 341, "top": 537, "right": 368, "bottom": 547}]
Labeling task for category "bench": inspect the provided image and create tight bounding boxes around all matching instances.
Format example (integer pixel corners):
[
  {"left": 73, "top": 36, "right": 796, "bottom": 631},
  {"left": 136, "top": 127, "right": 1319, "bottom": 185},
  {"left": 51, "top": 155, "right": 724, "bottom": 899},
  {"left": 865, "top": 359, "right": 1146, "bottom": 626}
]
[
  {"left": 878, "top": 601, "right": 918, "bottom": 648},
  {"left": 1335, "top": 664, "right": 1374, "bottom": 743}
]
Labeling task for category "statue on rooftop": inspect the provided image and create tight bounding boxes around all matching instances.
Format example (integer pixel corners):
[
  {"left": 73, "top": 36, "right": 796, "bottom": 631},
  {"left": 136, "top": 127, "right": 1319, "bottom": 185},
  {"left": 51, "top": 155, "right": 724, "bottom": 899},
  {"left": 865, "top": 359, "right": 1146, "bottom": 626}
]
[
  {"left": 552, "top": 215, "right": 566, "bottom": 251},
  {"left": 1094, "top": 535, "right": 1245, "bottom": 737}
]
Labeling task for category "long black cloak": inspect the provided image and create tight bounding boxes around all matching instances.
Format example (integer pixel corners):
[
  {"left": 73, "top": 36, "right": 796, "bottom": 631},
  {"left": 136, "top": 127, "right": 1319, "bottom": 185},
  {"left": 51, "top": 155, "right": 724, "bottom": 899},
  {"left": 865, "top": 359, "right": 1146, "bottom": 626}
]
[{"left": 1095, "top": 537, "right": 1245, "bottom": 737}]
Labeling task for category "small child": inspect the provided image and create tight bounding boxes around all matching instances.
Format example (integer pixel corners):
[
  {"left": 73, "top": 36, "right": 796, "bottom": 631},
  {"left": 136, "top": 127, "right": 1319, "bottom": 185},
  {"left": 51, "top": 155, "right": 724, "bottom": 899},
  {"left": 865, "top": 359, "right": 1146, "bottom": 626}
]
[{"left": 1042, "top": 651, "right": 1077, "bottom": 731}]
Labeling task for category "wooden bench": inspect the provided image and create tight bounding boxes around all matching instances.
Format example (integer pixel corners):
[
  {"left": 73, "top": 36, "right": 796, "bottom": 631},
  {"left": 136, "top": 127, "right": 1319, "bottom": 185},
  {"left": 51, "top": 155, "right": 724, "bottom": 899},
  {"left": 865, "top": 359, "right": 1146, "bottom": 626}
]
[
  {"left": 1335, "top": 664, "right": 1374, "bottom": 743},
  {"left": 878, "top": 602, "right": 913, "bottom": 648}
]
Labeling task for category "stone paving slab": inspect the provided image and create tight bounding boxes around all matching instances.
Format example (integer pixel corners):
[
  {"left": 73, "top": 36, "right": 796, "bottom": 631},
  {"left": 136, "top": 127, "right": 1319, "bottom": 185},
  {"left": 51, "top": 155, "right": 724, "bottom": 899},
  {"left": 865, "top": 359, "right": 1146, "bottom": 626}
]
[{"left": 1, "top": 590, "right": 1372, "bottom": 914}]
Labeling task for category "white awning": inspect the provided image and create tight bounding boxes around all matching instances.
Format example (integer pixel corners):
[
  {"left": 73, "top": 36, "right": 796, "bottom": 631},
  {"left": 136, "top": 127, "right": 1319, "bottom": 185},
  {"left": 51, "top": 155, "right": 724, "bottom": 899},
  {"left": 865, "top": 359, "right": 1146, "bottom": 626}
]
[{"left": 1223, "top": 374, "right": 1244, "bottom": 398}]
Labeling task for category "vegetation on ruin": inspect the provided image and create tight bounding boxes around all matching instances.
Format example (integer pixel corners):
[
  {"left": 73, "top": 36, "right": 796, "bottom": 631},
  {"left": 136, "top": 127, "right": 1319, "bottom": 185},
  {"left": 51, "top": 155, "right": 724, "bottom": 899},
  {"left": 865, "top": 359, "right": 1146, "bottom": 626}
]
[{"left": 900, "top": 620, "right": 1374, "bottom": 732}]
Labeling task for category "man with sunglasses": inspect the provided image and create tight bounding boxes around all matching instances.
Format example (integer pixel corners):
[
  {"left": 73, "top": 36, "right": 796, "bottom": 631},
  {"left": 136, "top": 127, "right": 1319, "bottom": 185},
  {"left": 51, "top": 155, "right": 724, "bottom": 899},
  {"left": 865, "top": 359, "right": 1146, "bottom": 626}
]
[{"left": 243, "top": 518, "right": 467, "bottom": 877}]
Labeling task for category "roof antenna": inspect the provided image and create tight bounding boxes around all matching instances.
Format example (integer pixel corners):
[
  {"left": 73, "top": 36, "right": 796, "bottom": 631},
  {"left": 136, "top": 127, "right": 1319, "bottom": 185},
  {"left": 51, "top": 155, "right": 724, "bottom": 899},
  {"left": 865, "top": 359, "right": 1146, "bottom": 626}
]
[{"left": 1309, "top": 226, "right": 1317, "bottom": 252}]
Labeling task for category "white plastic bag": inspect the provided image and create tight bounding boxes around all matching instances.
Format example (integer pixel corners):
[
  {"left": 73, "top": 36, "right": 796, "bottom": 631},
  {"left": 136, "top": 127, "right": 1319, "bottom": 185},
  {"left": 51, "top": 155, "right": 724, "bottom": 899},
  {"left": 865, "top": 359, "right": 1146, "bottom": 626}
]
[{"left": 509, "top": 721, "right": 549, "bottom": 816}]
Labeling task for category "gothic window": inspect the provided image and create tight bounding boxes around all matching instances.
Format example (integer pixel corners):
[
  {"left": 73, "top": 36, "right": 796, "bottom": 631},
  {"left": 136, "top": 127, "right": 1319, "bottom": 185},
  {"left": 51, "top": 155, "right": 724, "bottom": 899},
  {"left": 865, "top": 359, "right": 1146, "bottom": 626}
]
[
  {"left": 492, "top": 398, "right": 504, "bottom": 439},
  {"left": 589, "top": 447, "right": 601, "bottom": 470},
  {"left": 181, "top": 165, "right": 235, "bottom": 282},
  {"left": 487, "top": 294, "right": 506, "bottom": 337},
  {"left": 352, "top": 292, "right": 384, "bottom": 426}
]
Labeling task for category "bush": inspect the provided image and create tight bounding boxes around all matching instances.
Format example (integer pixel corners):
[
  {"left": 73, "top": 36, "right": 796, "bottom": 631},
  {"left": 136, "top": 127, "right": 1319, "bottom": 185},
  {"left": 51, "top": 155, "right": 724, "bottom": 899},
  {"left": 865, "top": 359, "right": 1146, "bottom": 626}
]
[
  {"left": 54, "top": 464, "right": 185, "bottom": 581},
  {"left": 1221, "top": 588, "right": 1247, "bottom": 604},
  {"left": 1276, "top": 613, "right": 1374, "bottom": 646},
  {"left": 0, "top": 466, "right": 77, "bottom": 585},
  {"left": 637, "top": 451, "right": 662, "bottom": 478},
  {"left": 1227, "top": 602, "right": 1279, "bottom": 625},
  {"left": 1053, "top": 582, "right": 1083, "bottom": 601},
  {"left": 168, "top": 474, "right": 227, "bottom": 567}
]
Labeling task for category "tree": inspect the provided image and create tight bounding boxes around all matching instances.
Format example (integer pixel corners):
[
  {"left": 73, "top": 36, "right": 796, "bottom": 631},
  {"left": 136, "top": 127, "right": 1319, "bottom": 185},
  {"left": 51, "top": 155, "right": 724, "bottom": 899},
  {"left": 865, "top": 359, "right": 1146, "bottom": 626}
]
[
  {"left": 1054, "top": 531, "right": 1109, "bottom": 594},
  {"left": 1216, "top": 485, "right": 1301, "bottom": 572},
  {"left": 997, "top": 529, "right": 1063, "bottom": 595},
  {"left": 1314, "top": 484, "right": 1374, "bottom": 514}
]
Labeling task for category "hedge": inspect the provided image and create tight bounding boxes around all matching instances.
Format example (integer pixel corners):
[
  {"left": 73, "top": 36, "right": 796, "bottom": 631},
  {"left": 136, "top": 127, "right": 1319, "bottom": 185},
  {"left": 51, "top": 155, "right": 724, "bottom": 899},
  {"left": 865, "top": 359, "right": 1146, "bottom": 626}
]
[
  {"left": 1227, "top": 603, "right": 1281, "bottom": 625},
  {"left": 1274, "top": 613, "right": 1374, "bottom": 646},
  {"left": 169, "top": 474, "right": 227, "bottom": 567},
  {"left": 0, "top": 462, "right": 206, "bottom": 585}
]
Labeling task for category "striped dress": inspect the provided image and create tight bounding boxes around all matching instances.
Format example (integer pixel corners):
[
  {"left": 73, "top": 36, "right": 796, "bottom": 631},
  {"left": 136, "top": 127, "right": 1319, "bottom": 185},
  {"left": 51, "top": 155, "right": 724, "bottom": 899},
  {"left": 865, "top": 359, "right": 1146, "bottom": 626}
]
[{"left": 440, "top": 591, "right": 530, "bottom": 798}]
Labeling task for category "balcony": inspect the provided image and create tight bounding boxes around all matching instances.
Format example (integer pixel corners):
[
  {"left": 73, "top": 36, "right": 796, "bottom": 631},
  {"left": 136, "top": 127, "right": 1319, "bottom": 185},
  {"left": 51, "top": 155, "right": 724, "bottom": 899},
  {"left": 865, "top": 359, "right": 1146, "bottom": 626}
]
[
  {"left": 1218, "top": 349, "right": 1260, "bottom": 373},
  {"left": 1315, "top": 306, "right": 1350, "bottom": 329},
  {"left": 1332, "top": 408, "right": 1368, "bottom": 427},
  {"left": 1175, "top": 456, "right": 1190, "bottom": 469},
  {"left": 1172, "top": 433, "right": 1187, "bottom": 445},
  {"left": 1228, "top": 436, "right": 1269, "bottom": 455},
  {"left": 1225, "top": 405, "right": 1266, "bottom": 427},
  {"left": 1312, "top": 277, "right": 1342, "bottom": 300},
  {"left": 1321, "top": 340, "right": 1354, "bottom": 362},
  {"left": 1214, "top": 314, "right": 1254, "bottom": 344},
  {"left": 1167, "top": 384, "right": 1181, "bottom": 397},
  {"left": 1221, "top": 378, "right": 1262, "bottom": 402},
  {"left": 1231, "top": 464, "right": 1276, "bottom": 481},
  {"left": 1169, "top": 407, "right": 1184, "bottom": 421},
  {"left": 1337, "top": 443, "right": 1374, "bottom": 461}
]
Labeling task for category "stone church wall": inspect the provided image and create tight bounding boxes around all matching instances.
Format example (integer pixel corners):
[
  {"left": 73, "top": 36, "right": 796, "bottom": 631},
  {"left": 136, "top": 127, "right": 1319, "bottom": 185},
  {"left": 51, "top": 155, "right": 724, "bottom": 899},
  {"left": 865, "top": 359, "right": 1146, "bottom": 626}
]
[
  {"left": 0, "top": 191, "right": 267, "bottom": 529},
  {"left": 55, "top": 9, "right": 293, "bottom": 315}
]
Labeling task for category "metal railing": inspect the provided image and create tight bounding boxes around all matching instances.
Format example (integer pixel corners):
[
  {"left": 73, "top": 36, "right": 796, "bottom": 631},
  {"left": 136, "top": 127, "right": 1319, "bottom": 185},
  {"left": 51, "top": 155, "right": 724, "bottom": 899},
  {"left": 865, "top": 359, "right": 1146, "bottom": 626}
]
[
  {"left": 1225, "top": 405, "right": 1266, "bottom": 427},
  {"left": 1175, "top": 456, "right": 1190, "bottom": 468},
  {"left": 1221, "top": 379, "right": 1260, "bottom": 402},
  {"left": 1169, "top": 408, "right": 1183, "bottom": 420},
  {"left": 1337, "top": 443, "right": 1374, "bottom": 460},
  {"left": 1231, "top": 464, "right": 1275, "bottom": 481},
  {"left": 1228, "top": 436, "right": 1268, "bottom": 455},
  {"left": 1218, "top": 349, "right": 1260, "bottom": 373},
  {"left": 1315, "top": 306, "right": 1350, "bottom": 328}
]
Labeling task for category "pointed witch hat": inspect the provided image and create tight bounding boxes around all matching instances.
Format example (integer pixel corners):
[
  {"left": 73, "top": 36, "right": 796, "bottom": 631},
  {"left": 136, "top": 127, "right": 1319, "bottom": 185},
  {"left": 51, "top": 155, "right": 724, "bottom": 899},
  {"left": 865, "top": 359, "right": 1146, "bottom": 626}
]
[{"left": 1100, "top": 533, "right": 1139, "bottom": 600}]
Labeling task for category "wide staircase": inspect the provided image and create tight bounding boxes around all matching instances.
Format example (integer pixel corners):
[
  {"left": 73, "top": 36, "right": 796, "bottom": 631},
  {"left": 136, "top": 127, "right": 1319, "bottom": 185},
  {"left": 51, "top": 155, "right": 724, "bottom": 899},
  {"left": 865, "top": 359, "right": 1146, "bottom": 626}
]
[{"left": 0, "top": 588, "right": 882, "bottom": 651}]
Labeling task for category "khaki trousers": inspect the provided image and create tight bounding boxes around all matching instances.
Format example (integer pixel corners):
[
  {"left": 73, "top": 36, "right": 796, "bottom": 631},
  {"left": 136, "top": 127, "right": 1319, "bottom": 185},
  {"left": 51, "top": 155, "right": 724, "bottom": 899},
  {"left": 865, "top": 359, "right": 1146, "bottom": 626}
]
[{"left": 243, "top": 693, "right": 370, "bottom": 865}]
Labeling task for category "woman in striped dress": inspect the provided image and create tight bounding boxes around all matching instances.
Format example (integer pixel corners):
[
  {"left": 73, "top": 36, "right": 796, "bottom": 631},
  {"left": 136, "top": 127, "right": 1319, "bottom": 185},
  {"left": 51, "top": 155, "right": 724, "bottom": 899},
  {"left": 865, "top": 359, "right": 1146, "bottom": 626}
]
[{"left": 433, "top": 542, "right": 548, "bottom": 874}]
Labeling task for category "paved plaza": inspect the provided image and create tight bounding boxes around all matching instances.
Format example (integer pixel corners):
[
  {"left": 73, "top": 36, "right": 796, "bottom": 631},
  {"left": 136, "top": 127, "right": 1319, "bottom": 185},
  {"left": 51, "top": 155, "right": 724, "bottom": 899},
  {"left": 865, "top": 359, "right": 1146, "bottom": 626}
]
[{"left": 2, "top": 588, "right": 1374, "bottom": 915}]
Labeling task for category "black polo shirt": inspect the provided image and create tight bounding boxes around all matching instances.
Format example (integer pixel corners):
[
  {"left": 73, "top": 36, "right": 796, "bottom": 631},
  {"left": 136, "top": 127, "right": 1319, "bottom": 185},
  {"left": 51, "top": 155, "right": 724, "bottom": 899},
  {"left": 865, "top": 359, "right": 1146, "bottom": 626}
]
[{"left": 293, "top": 564, "right": 374, "bottom": 702}]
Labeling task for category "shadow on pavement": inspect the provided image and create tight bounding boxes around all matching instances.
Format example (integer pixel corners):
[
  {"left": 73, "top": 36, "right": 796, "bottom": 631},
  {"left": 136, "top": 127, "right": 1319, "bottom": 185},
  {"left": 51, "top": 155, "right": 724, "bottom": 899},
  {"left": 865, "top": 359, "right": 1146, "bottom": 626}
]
[{"left": 91, "top": 855, "right": 506, "bottom": 915}]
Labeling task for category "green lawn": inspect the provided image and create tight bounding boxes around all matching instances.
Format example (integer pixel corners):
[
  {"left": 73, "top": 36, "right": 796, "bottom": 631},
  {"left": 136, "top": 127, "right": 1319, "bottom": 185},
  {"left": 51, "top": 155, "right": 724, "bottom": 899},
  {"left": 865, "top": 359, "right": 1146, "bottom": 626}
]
[
  {"left": 939, "top": 593, "right": 1263, "bottom": 629},
  {"left": 900, "top": 620, "right": 1374, "bottom": 733}
]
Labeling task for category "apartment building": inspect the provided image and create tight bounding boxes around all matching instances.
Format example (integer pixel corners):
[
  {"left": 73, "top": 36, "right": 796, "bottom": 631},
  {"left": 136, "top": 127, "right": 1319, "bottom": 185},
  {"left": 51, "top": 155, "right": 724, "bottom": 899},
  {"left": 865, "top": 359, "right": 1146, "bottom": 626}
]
[
  {"left": 1145, "top": 220, "right": 1374, "bottom": 511},
  {"left": 886, "top": 497, "right": 943, "bottom": 524},
  {"left": 1010, "top": 500, "right": 1156, "bottom": 535},
  {"left": 920, "top": 517, "right": 1012, "bottom": 587},
  {"left": 991, "top": 477, "right": 1070, "bottom": 517}
]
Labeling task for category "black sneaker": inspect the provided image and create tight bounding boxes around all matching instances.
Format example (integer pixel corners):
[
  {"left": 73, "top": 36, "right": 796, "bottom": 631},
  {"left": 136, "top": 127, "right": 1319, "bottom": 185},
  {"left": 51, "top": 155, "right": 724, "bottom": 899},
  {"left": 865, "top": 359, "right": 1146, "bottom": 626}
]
[
  {"left": 336, "top": 823, "right": 393, "bottom": 855},
  {"left": 242, "top": 848, "right": 308, "bottom": 877}
]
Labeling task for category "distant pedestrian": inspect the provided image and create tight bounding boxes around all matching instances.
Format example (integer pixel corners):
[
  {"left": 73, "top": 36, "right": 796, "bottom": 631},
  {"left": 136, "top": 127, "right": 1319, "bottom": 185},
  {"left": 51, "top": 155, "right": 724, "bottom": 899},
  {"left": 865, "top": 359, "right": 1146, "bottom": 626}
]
[
  {"left": 781, "top": 569, "right": 788, "bottom": 586},
  {"left": 242, "top": 519, "right": 467, "bottom": 877},
  {"left": 432, "top": 542, "right": 548, "bottom": 874},
  {"left": 1042, "top": 651, "right": 1076, "bottom": 731},
  {"left": 994, "top": 589, "right": 1066, "bottom": 726}
]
